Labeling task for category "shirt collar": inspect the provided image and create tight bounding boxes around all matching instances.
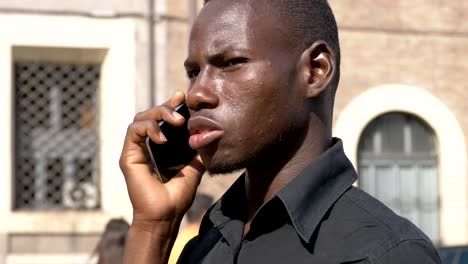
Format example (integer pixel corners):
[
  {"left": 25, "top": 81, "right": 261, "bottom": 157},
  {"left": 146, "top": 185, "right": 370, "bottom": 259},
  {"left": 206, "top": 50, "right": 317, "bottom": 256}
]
[
  {"left": 199, "top": 175, "right": 247, "bottom": 236},
  {"left": 200, "top": 138, "right": 357, "bottom": 243},
  {"left": 277, "top": 138, "right": 357, "bottom": 242}
]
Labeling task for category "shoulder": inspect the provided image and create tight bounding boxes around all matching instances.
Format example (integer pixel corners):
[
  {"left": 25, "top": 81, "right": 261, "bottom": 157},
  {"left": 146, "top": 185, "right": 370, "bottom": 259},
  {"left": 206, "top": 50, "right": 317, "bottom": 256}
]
[
  {"left": 341, "top": 187, "right": 430, "bottom": 242},
  {"left": 320, "top": 186, "right": 440, "bottom": 262},
  {"left": 177, "top": 226, "right": 223, "bottom": 264},
  {"left": 372, "top": 239, "right": 441, "bottom": 263}
]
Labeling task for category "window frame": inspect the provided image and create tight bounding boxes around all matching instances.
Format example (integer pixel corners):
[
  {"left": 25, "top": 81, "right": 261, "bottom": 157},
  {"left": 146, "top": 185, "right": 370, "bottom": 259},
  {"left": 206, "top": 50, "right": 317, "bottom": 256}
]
[
  {"left": 0, "top": 14, "right": 137, "bottom": 234},
  {"left": 357, "top": 112, "right": 440, "bottom": 244},
  {"left": 13, "top": 59, "right": 102, "bottom": 211}
]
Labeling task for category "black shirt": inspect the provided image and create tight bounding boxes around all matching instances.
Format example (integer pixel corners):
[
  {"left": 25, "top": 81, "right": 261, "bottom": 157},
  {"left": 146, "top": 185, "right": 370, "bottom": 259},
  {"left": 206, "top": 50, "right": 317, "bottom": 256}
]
[{"left": 178, "top": 138, "right": 441, "bottom": 263}]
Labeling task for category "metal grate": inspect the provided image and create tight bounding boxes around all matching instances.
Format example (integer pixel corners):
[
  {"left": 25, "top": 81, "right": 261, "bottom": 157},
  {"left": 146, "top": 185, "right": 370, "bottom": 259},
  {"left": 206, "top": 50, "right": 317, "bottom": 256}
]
[{"left": 14, "top": 62, "right": 100, "bottom": 210}]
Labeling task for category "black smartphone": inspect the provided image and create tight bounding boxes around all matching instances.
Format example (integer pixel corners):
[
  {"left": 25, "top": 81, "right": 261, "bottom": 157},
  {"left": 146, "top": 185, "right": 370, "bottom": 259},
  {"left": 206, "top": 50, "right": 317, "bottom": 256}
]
[{"left": 145, "top": 103, "right": 197, "bottom": 182}]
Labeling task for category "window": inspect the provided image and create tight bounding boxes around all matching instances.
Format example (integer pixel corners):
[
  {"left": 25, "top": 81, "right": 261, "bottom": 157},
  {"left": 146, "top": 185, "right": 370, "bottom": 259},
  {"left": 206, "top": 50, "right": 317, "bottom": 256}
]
[
  {"left": 14, "top": 60, "right": 100, "bottom": 210},
  {"left": 358, "top": 112, "right": 439, "bottom": 244}
]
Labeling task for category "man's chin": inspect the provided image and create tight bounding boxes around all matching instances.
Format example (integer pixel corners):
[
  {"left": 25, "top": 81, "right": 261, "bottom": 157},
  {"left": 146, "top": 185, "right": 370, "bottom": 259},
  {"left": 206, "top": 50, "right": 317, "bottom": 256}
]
[
  {"left": 201, "top": 149, "right": 257, "bottom": 176},
  {"left": 205, "top": 162, "right": 245, "bottom": 176}
]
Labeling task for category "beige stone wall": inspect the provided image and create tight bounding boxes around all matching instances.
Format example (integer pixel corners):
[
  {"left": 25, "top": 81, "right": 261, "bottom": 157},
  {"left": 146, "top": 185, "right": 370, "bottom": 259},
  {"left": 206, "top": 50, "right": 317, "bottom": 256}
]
[
  {"left": 330, "top": 0, "right": 468, "bottom": 119},
  {"left": 163, "top": 0, "right": 199, "bottom": 100},
  {"left": 167, "top": 0, "right": 189, "bottom": 17},
  {"left": 329, "top": 0, "right": 468, "bottom": 161},
  {"left": 331, "top": 0, "right": 468, "bottom": 33},
  {"left": 0, "top": 0, "right": 147, "bottom": 14},
  {"left": 166, "top": 18, "right": 191, "bottom": 97},
  {"left": 334, "top": 31, "right": 468, "bottom": 125}
]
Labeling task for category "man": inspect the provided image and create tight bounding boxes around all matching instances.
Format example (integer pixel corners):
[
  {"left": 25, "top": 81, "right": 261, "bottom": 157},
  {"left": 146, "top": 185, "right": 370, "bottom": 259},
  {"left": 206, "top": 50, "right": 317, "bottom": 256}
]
[{"left": 119, "top": 0, "right": 442, "bottom": 263}]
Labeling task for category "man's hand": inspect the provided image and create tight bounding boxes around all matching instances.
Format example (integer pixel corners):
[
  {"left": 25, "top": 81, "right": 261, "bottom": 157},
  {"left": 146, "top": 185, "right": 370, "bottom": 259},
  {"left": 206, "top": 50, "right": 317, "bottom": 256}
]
[{"left": 119, "top": 91, "right": 205, "bottom": 263}]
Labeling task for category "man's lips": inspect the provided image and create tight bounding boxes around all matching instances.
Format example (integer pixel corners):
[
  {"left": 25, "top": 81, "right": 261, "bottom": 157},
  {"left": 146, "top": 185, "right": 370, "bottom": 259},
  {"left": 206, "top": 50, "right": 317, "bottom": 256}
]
[{"left": 188, "top": 116, "right": 224, "bottom": 149}]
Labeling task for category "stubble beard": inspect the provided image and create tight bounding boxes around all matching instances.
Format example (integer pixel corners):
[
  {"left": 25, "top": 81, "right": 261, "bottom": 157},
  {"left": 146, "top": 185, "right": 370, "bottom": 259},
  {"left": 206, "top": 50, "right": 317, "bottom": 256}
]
[{"left": 204, "top": 117, "right": 308, "bottom": 177}]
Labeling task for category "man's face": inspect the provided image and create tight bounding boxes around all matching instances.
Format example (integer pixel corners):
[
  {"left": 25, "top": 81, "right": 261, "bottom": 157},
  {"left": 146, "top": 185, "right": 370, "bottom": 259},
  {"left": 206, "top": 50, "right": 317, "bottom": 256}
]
[{"left": 185, "top": 0, "right": 307, "bottom": 174}]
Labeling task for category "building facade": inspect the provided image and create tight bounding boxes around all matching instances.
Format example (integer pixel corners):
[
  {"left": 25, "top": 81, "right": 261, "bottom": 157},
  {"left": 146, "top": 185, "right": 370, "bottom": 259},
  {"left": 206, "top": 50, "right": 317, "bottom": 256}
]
[
  {"left": 0, "top": 0, "right": 466, "bottom": 263},
  {"left": 332, "top": 0, "right": 468, "bottom": 247}
]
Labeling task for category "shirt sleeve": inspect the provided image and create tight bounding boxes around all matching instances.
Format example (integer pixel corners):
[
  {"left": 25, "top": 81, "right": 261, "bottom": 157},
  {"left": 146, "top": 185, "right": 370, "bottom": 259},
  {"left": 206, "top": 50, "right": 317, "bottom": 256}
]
[{"left": 376, "top": 239, "right": 442, "bottom": 264}]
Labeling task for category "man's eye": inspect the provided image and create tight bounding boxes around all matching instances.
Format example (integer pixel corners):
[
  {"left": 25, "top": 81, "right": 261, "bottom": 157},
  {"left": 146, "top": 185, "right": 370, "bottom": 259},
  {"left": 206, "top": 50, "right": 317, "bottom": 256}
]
[
  {"left": 222, "top": 58, "right": 249, "bottom": 68},
  {"left": 187, "top": 69, "right": 199, "bottom": 79}
]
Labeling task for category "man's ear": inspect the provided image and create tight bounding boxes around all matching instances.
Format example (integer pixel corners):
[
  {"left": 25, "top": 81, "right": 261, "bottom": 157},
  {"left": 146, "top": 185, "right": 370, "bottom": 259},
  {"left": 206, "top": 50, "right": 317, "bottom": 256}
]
[{"left": 298, "top": 41, "right": 336, "bottom": 98}]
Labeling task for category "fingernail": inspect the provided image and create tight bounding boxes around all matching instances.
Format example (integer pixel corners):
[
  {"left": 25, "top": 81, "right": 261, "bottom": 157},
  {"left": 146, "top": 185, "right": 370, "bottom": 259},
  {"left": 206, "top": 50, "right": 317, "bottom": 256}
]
[
  {"left": 159, "top": 131, "right": 167, "bottom": 142},
  {"left": 174, "top": 91, "right": 184, "bottom": 99}
]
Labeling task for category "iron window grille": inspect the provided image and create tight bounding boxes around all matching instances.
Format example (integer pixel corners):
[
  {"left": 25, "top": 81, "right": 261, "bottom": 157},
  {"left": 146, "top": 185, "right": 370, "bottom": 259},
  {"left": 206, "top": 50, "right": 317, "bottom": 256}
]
[{"left": 14, "top": 61, "right": 100, "bottom": 210}]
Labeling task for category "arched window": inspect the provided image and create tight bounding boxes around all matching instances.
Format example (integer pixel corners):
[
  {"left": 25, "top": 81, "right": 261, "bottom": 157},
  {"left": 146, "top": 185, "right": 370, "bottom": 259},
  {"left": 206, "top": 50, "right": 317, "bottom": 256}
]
[{"left": 358, "top": 112, "right": 439, "bottom": 244}]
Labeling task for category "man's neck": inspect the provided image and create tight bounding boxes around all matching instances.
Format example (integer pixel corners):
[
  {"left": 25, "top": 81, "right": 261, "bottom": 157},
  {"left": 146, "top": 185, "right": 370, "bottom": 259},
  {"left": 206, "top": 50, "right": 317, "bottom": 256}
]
[{"left": 243, "top": 125, "right": 330, "bottom": 225}]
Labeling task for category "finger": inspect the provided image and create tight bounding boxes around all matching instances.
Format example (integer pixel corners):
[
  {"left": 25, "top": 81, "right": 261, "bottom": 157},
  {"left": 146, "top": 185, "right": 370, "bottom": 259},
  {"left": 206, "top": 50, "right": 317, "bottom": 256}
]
[
  {"left": 119, "top": 122, "right": 167, "bottom": 206},
  {"left": 120, "top": 121, "right": 163, "bottom": 175},
  {"left": 142, "top": 107, "right": 187, "bottom": 144},
  {"left": 132, "top": 91, "right": 185, "bottom": 122},
  {"left": 133, "top": 104, "right": 184, "bottom": 123},
  {"left": 163, "top": 90, "right": 186, "bottom": 107},
  {"left": 179, "top": 155, "right": 205, "bottom": 185},
  {"left": 166, "top": 155, "right": 205, "bottom": 201}
]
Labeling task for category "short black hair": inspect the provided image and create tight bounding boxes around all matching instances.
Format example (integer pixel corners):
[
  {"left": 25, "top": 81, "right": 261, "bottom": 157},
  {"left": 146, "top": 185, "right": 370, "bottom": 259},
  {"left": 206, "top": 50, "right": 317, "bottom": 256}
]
[{"left": 203, "top": 0, "right": 340, "bottom": 90}]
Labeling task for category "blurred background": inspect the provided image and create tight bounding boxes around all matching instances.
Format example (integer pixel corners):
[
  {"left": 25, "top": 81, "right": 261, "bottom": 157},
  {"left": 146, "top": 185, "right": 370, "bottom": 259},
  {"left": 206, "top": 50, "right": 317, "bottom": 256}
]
[{"left": 0, "top": 0, "right": 466, "bottom": 263}]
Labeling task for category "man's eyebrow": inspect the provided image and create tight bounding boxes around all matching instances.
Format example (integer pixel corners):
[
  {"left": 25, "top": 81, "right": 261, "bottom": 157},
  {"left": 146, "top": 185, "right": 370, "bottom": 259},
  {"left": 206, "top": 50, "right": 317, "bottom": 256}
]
[
  {"left": 184, "top": 45, "right": 250, "bottom": 68},
  {"left": 205, "top": 46, "right": 250, "bottom": 63},
  {"left": 211, "top": 45, "right": 249, "bottom": 56}
]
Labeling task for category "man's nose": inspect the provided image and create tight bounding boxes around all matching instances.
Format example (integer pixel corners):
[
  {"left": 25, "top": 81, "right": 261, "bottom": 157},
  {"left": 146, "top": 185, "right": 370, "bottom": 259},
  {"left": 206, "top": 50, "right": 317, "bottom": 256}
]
[{"left": 186, "top": 68, "right": 219, "bottom": 111}]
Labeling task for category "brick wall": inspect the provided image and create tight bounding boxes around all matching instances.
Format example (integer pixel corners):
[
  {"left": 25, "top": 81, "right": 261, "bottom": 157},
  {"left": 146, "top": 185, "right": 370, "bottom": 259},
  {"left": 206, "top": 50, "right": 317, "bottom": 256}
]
[{"left": 330, "top": 0, "right": 468, "bottom": 157}]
